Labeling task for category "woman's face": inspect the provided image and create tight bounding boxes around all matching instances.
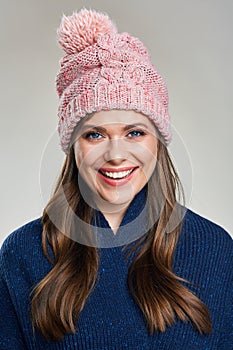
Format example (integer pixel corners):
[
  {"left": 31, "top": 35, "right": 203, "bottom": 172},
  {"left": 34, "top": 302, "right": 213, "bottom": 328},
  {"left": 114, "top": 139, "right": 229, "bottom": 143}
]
[{"left": 73, "top": 110, "right": 158, "bottom": 208}]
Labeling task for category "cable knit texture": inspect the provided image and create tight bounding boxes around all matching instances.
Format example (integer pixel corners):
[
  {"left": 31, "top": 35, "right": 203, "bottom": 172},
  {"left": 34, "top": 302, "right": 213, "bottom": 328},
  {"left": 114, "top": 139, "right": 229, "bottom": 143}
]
[
  {"left": 0, "top": 188, "right": 232, "bottom": 349},
  {"left": 56, "top": 9, "right": 171, "bottom": 153}
]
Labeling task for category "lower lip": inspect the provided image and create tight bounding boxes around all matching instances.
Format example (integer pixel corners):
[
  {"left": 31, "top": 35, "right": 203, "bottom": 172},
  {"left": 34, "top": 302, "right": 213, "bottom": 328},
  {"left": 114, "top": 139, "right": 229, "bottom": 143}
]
[{"left": 97, "top": 168, "right": 138, "bottom": 186}]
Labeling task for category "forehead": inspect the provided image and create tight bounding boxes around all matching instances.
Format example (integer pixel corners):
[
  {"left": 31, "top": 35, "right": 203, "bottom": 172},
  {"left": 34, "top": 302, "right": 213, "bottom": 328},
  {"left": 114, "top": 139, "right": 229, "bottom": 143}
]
[{"left": 80, "top": 110, "right": 155, "bottom": 129}]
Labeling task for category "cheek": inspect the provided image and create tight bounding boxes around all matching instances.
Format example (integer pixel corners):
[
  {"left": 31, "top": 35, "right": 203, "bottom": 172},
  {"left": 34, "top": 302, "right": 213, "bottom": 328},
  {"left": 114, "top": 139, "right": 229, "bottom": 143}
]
[
  {"left": 149, "top": 145, "right": 158, "bottom": 162},
  {"left": 74, "top": 142, "right": 100, "bottom": 171},
  {"left": 74, "top": 143, "right": 85, "bottom": 170},
  {"left": 141, "top": 139, "right": 158, "bottom": 175},
  {"left": 138, "top": 138, "right": 158, "bottom": 163}
]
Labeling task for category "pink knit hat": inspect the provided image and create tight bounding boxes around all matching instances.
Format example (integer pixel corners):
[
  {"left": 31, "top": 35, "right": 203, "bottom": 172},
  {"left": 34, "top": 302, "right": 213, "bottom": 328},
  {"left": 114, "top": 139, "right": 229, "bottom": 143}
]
[{"left": 56, "top": 8, "right": 171, "bottom": 153}]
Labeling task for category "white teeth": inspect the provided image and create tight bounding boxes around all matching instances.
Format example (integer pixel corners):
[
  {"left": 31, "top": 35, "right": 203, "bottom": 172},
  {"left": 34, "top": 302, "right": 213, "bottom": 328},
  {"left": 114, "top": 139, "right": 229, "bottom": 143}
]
[{"left": 101, "top": 169, "right": 134, "bottom": 179}]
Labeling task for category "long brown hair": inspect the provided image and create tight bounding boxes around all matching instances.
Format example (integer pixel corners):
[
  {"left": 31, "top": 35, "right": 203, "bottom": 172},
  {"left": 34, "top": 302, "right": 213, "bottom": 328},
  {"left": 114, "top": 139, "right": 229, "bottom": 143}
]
[{"left": 30, "top": 138, "right": 212, "bottom": 341}]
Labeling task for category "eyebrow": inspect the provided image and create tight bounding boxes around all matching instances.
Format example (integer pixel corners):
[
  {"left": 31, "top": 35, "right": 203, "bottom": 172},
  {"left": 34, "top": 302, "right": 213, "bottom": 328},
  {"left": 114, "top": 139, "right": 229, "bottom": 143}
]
[{"left": 80, "top": 123, "right": 149, "bottom": 133}]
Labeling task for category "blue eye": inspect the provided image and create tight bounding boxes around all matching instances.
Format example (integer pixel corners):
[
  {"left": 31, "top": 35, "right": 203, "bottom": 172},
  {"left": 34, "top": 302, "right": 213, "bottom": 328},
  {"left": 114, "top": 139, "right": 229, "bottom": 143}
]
[
  {"left": 127, "top": 130, "right": 145, "bottom": 138},
  {"left": 85, "top": 132, "right": 102, "bottom": 140}
]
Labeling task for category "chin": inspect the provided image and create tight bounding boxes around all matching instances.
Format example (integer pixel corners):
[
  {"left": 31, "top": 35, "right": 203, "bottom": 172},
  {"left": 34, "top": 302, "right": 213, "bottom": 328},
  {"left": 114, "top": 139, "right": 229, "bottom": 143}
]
[{"left": 98, "top": 187, "right": 138, "bottom": 206}]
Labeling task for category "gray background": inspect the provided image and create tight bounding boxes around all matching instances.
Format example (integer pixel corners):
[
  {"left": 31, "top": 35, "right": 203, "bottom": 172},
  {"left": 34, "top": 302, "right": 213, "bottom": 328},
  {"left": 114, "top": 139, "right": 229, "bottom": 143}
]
[{"left": 1, "top": 0, "right": 232, "bottom": 245}]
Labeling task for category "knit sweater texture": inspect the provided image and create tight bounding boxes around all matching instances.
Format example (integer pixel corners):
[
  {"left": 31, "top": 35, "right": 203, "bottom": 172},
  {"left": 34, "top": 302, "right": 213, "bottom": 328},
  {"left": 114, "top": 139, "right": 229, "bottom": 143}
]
[{"left": 0, "top": 188, "right": 232, "bottom": 350}]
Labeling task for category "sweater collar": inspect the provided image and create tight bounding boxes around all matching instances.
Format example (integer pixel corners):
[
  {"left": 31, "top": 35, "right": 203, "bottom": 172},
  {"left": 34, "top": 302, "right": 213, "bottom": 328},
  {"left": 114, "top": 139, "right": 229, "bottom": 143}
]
[{"left": 90, "top": 185, "right": 149, "bottom": 248}]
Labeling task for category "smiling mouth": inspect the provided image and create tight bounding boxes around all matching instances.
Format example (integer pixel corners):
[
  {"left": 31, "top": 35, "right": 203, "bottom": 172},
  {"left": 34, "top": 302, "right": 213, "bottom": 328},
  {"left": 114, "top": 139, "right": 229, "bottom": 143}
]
[{"left": 98, "top": 168, "right": 137, "bottom": 179}]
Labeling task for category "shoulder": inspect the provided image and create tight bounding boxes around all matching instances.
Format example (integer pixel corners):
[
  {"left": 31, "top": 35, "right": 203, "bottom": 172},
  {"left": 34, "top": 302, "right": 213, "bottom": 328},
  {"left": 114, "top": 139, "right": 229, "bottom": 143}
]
[
  {"left": 176, "top": 208, "right": 232, "bottom": 276},
  {"left": 1, "top": 218, "right": 43, "bottom": 251},
  {"left": 181, "top": 208, "right": 232, "bottom": 247},
  {"left": 175, "top": 208, "right": 232, "bottom": 289},
  {"left": 0, "top": 218, "right": 54, "bottom": 286},
  {"left": 0, "top": 218, "right": 43, "bottom": 269}
]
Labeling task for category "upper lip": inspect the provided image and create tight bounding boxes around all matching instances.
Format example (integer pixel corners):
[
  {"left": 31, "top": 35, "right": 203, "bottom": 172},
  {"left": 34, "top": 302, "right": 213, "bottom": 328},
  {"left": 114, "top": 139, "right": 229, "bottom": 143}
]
[{"left": 99, "top": 166, "right": 138, "bottom": 172}]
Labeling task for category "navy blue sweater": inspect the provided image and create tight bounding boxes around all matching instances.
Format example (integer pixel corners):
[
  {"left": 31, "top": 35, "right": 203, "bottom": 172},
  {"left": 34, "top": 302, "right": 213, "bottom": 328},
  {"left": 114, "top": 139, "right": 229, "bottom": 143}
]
[{"left": 0, "top": 190, "right": 232, "bottom": 349}]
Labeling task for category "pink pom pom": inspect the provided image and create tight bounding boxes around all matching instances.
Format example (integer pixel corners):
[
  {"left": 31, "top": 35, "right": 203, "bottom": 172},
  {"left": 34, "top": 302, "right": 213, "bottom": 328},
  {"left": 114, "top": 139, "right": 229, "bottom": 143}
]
[{"left": 57, "top": 8, "right": 117, "bottom": 55}]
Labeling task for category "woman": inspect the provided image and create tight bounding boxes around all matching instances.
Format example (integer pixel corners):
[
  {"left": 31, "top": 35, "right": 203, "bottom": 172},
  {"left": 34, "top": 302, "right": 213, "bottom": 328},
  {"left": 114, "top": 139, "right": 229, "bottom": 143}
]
[{"left": 0, "top": 9, "right": 232, "bottom": 350}]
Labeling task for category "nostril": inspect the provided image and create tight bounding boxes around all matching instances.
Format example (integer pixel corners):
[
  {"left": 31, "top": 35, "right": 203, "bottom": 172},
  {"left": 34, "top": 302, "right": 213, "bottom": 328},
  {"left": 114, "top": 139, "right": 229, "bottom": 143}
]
[{"left": 103, "top": 141, "right": 129, "bottom": 162}]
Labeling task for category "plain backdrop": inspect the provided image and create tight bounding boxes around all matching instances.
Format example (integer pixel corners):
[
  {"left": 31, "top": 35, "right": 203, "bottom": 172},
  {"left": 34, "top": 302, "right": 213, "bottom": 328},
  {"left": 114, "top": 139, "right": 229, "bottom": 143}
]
[{"left": 0, "top": 0, "right": 232, "bottom": 245}]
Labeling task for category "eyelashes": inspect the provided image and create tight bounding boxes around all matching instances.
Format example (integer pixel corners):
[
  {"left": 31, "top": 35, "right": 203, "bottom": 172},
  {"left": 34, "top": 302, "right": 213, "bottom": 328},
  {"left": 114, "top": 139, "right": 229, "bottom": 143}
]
[
  {"left": 84, "top": 131, "right": 102, "bottom": 140},
  {"left": 84, "top": 129, "right": 146, "bottom": 140},
  {"left": 127, "top": 130, "right": 146, "bottom": 138}
]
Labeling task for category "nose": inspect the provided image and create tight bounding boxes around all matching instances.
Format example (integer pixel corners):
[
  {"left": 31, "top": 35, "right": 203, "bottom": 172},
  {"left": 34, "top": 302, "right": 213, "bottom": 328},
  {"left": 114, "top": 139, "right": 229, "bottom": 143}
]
[{"left": 103, "top": 138, "right": 128, "bottom": 163}]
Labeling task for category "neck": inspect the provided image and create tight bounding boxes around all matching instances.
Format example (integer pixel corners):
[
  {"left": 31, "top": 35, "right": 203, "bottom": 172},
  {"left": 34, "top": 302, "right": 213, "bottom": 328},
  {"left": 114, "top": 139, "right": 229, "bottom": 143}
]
[
  {"left": 101, "top": 208, "right": 128, "bottom": 234},
  {"left": 90, "top": 185, "right": 148, "bottom": 239},
  {"left": 93, "top": 198, "right": 131, "bottom": 234}
]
